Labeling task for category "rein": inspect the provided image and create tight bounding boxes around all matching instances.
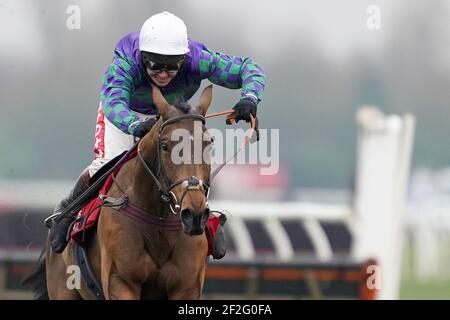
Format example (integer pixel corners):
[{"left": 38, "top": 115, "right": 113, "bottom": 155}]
[{"left": 205, "top": 109, "right": 259, "bottom": 179}]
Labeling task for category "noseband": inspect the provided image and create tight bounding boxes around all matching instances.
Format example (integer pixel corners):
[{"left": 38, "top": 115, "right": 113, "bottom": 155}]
[{"left": 137, "top": 114, "right": 211, "bottom": 214}]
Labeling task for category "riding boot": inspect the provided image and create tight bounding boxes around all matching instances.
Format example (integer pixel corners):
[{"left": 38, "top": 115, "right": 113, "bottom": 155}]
[
  {"left": 212, "top": 213, "right": 227, "bottom": 260},
  {"left": 47, "top": 168, "right": 91, "bottom": 253}
]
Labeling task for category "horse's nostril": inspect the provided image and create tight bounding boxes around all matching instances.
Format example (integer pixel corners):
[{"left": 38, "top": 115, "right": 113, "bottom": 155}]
[{"left": 181, "top": 208, "right": 193, "bottom": 221}]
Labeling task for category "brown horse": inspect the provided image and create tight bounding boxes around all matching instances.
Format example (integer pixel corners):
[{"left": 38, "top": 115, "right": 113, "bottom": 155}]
[{"left": 26, "top": 85, "right": 214, "bottom": 299}]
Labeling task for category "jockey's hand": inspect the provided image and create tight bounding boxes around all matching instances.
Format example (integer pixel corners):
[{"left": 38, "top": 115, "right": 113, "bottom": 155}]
[
  {"left": 133, "top": 117, "right": 158, "bottom": 138},
  {"left": 232, "top": 98, "right": 257, "bottom": 123}
]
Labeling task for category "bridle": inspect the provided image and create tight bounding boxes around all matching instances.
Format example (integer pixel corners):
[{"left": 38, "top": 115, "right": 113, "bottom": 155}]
[
  {"left": 137, "top": 113, "right": 211, "bottom": 215},
  {"left": 135, "top": 108, "right": 258, "bottom": 215}
]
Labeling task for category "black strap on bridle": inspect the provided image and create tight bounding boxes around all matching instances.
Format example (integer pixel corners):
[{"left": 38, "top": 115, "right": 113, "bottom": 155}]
[{"left": 158, "top": 114, "right": 205, "bottom": 134}]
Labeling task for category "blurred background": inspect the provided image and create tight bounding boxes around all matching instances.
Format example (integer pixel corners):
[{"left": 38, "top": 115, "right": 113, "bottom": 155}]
[{"left": 0, "top": 0, "right": 449, "bottom": 299}]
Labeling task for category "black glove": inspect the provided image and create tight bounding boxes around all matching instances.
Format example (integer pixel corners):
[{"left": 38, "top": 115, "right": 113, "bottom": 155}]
[
  {"left": 232, "top": 98, "right": 257, "bottom": 123},
  {"left": 132, "top": 117, "right": 158, "bottom": 138}
]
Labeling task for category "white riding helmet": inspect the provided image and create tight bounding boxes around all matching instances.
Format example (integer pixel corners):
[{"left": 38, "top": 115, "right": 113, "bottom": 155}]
[{"left": 139, "top": 11, "right": 189, "bottom": 55}]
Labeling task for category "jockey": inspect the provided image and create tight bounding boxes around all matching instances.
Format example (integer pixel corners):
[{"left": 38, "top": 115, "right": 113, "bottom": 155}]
[{"left": 47, "top": 11, "right": 266, "bottom": 255}]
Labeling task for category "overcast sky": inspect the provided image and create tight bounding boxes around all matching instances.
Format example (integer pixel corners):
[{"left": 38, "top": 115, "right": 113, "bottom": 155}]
[{"left": 3, "top": 0, "right": 448, "bottom": 63}]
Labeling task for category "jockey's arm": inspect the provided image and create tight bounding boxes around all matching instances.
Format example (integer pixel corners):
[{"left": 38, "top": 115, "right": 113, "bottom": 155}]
[
  {"left": 194, "top": 47, "right": 267, "bottom": 104},
  {"left": 100, "top": 49, "right": 143, "bottom": 135}
]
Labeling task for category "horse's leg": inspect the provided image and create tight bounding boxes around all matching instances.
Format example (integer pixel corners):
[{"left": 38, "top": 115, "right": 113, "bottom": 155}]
[
  {"left": 100, "top": 250, "right": 148, "bottom": 300},
  {"left": 106, "top": 273, "right": 143, "bottom": 300},
  {"left": 165, "top": 234, "right": 208, "bottom": 300},
  {"left": 100, "top": 254, "right": 142, "bottom": 300},
  {"left": 46, "top": 241, "right": 82, "bottom": 300},
  {"left": 98, "top": 209, "right": 149, "bottom": 300},
  {"left": 167, "top": 262, "right": 206, "bottom": 300}
]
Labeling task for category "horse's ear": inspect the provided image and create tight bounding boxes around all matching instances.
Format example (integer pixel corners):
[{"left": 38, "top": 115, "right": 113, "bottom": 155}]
[
  {"left": 197, "top": 85, "right": 213, "bottom": 115},
  {"left": 152, "top": 85, "right": 170, "bottom": 117}
]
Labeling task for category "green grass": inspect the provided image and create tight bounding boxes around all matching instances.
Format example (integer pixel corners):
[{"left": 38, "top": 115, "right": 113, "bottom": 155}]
[
  {"left": 400, "top": 243, "right": 450, "bottom": 299},
  {"left": 400, "top": 280, "right": 450, "bottom": 300}
]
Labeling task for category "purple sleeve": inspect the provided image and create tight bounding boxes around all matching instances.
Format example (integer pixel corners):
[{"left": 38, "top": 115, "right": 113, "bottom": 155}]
[
  {"left": 186, "top": 38, "right": 266, "bottom": 103},
  {"left": 100, "top": 33, "right": 144, "bottom": 135}
]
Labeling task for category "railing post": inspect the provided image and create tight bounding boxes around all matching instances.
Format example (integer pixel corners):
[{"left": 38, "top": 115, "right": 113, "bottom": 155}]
[{"left": 352, "top": 106, "right": 415, "bottom": 300}]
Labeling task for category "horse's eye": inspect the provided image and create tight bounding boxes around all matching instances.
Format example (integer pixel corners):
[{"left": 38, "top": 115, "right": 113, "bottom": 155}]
[{"left": 161, "top": 143, "right": 169, "bottom": 151}]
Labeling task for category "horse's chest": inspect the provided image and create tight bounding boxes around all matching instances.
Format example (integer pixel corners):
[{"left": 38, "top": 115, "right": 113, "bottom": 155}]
[
  {"left": 143, "top": 230, "right": 179, "bottom": 268},
  {"left": 140, "top": 251, "right": 183, "bottom": 296}
]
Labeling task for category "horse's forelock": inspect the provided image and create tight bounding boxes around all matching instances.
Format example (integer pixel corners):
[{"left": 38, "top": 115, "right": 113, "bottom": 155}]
[{"left": 173, "top": 99, "right": 191, "bottom": 114}]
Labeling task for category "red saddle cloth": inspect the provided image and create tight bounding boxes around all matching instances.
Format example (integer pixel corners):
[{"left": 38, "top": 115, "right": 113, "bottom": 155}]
[{"left": 70, "top": 152, "right": 219, "bottom": 256}]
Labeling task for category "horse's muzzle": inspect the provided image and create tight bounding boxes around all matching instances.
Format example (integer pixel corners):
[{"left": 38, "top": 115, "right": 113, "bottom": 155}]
[{"left": 180, "top": 207, "right": 210, "bottom": 236}]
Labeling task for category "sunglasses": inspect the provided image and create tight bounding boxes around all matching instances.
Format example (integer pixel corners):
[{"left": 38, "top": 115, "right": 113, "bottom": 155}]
[{"left": 144, "top": 59, "right": 185, "bottom": 74}]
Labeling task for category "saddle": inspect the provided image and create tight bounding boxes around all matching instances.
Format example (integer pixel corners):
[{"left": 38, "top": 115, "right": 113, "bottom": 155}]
[{"left": 43, "top": 147, "right": 134, "bottom": 231}]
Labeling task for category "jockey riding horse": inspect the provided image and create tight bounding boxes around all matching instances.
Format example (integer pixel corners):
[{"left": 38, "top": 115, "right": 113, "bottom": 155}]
[{"left": 46, "top": 11, "right": 267, "bottom": 256}]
